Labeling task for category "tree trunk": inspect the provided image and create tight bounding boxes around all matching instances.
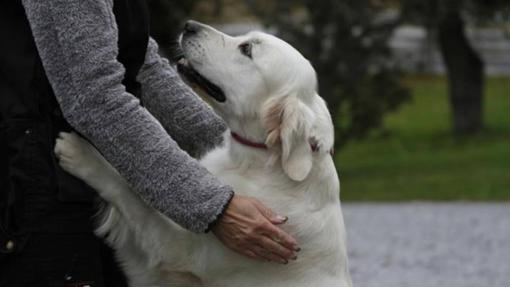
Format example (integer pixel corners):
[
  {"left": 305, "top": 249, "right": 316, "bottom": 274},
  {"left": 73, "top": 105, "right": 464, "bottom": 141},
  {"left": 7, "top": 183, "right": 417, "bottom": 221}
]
[
  {"left": 437, "top": 10, "right": 484, "bottom": 135},
  {"left": 213, "top": 0, "right": 223, "bottom": 17}
]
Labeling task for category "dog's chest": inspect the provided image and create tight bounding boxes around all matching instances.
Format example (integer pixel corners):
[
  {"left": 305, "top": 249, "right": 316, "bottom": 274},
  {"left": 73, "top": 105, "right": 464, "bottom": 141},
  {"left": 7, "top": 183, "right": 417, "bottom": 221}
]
[
  {"left": 198, "top": 148, "right": 350, "bottom": 286},
  {"left": 200, "top": 147, "right": 278, "bottom": 194},
  {"left": 200, "top": 146, "right": 344, "bottom": 235}
]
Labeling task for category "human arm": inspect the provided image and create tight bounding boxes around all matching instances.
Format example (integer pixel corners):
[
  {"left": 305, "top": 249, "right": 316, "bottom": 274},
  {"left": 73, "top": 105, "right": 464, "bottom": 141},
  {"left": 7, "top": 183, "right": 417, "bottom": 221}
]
[
  {"left": 21, "top": 0, "right": 232, "bottom": 232},
  {"left": 137, "top": 38, "right": 225, "bottom": 158}
]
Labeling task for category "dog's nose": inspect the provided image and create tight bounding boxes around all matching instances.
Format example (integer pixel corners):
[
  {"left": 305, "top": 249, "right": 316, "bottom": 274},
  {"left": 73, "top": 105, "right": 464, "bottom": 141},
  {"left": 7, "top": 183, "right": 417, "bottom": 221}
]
[{"left": 183, "top": 20, "right": 201, "bottom": 35}]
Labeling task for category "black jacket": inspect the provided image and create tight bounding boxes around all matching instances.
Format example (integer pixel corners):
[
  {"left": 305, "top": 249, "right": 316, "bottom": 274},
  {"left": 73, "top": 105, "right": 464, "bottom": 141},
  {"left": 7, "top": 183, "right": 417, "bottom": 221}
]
[{"left": 0, "top": 0, "right": 148, "bottom": 284}]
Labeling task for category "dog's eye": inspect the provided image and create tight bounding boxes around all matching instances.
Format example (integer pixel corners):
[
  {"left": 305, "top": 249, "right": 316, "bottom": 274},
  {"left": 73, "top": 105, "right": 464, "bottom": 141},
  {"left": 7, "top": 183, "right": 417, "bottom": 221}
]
[{"left": 239, "top": 42, "right": 252, "bottom": 58}]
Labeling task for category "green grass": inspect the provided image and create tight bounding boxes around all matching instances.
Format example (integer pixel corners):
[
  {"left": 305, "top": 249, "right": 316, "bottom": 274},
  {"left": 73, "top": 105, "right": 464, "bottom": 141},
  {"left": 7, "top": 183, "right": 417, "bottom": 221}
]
[{"left": 336, "top": 75, "right": 510, "bottom": 201}]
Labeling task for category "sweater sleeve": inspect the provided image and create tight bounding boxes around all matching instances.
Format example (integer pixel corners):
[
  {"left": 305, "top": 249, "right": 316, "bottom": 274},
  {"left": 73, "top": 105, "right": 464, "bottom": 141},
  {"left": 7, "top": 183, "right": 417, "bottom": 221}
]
[
  {"left": 21, "top": 0, "right": 234, "bottom": 232},
  {"left": 137, "top": 38, "right": 227, "bottom": 158}
]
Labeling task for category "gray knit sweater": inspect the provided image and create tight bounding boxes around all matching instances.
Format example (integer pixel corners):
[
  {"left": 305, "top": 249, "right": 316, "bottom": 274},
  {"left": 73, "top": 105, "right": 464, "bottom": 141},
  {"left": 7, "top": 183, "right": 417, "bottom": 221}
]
[{"left": 21, "top": 0, "right": 234, "bottom": 233}]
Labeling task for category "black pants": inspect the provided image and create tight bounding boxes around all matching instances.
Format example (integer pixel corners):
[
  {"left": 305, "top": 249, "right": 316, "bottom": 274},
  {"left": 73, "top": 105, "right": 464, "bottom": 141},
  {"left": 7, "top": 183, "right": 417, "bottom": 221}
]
[{"left": 0, "top": 232, "right": 128, "bottom": 287}]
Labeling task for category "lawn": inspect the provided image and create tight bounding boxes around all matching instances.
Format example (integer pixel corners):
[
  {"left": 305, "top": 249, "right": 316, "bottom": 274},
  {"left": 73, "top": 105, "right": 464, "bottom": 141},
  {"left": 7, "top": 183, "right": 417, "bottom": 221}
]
[{"left": 336, "top": 75, "right": 510, "bottom": 201}]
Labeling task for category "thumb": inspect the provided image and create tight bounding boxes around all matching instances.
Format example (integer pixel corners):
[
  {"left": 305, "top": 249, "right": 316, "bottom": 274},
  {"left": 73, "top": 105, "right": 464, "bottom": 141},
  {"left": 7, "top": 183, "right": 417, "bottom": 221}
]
[{"left": 252, "top": 200, "right": 288, "bottom": 225}]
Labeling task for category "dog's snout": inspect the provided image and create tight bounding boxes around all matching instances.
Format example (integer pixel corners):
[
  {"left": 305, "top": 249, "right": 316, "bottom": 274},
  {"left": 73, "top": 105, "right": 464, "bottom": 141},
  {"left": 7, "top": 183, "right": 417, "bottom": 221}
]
[{"left": 183, "top": 20, "right": 202, "bottom": 35}]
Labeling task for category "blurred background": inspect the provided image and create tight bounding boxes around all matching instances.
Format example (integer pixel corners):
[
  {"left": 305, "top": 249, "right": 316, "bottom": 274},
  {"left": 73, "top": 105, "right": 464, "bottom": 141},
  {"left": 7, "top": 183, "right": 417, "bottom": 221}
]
[{"left": 146, "top": 0, "right": 509, "bottom": 286}]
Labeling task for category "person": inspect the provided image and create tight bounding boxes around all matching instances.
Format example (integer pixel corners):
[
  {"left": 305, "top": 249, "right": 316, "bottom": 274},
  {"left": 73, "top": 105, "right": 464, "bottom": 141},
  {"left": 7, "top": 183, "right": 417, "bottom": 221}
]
[{"left": 0, "top": 0, "right": 299, "bottom": 286}]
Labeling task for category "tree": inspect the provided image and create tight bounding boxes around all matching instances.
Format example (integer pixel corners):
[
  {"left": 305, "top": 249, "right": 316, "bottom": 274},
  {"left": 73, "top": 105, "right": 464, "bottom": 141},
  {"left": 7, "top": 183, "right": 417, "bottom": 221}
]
[
  {"left": 401, "top": 0, "right": 510, "bottom": 135},
  {"left": 245, "top": 0, "right": 410, "bottom": 148}
]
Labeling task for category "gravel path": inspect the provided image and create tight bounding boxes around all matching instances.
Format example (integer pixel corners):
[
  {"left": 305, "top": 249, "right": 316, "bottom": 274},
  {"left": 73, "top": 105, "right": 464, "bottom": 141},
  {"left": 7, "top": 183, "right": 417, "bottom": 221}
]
[{"left": 342, "top": 203, "right": 510, "bottom": 287}]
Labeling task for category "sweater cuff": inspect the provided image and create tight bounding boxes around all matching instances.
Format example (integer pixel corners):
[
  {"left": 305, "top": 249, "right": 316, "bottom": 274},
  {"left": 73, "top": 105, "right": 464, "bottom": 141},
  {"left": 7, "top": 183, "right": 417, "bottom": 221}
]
[{"left": 204, "top": 190, "right": 235, "bottom": 233}]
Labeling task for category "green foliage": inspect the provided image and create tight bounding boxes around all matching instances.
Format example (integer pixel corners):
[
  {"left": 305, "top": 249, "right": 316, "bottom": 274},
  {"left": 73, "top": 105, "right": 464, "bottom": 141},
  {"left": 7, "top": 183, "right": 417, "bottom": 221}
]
[
  {"left": 245, "top": 0, "right": 410, "bottom": 148},
  {"left": 338, "top": 76, "right": 510, "bottom": 201}
]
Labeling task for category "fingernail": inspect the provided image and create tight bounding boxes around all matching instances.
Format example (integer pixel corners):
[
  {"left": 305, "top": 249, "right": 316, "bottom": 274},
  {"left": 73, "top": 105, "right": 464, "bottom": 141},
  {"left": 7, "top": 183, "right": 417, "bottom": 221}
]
[
  {"left": 292, "top": 255, "right": 298, "bottom": 261},
  {"left": 295, "top": 247, "right": 301, "bottom": 252},
  {"left": 283, "top": 259, "right": 289, "bottom": 265},
  {"left": 276, "top": 215, "right": 288, "bottom": 223}
]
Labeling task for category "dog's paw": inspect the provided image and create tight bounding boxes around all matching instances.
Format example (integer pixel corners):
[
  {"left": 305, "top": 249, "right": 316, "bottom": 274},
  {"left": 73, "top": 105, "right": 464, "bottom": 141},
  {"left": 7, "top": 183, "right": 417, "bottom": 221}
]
[{"left": 54, "top": 132, "right": 104, "bottom": 181}]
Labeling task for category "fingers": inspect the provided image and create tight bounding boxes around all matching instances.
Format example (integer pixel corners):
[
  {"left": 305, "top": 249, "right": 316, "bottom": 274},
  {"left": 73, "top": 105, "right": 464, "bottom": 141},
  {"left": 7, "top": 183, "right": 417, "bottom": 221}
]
[
  {"left": 243, "top": 198, "right": 299, "bottom": 260},
  {"left": 258, "top": 236, "right": 297, "bottom": 264},
  {"left": 242, "top": 249, "right": 267, "bottom": 262},
  {"left": 252, "top": 199, "right": 288, "bottom": 225},
  {"left": 262, "top": 222, "right": 299, "bottom": 252},
  {"left": 212, "top": 195, "right": 300, "bottom": 264},
  {"left": 251, "top": 245, "right": 289, "bottom": 264}
]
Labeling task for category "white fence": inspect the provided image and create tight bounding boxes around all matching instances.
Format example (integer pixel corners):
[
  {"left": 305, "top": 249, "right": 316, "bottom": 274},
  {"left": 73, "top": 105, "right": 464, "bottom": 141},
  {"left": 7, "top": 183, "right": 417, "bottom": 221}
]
[{"left": 390, "top": 25, "right": 510, "bottom": 75}]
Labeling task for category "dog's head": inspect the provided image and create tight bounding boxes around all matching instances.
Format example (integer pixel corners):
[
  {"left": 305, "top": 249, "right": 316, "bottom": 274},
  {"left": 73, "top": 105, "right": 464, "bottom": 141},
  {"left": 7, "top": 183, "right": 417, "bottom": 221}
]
[{"left": 178, "top": 20, "right": 334, "bottom": 181}]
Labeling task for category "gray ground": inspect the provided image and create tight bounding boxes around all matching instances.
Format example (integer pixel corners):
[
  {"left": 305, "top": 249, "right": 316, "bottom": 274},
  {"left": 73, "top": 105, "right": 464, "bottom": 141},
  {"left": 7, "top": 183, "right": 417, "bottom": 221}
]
[{"left": 342, "top": 203, "right": 510, "bottom": 287}]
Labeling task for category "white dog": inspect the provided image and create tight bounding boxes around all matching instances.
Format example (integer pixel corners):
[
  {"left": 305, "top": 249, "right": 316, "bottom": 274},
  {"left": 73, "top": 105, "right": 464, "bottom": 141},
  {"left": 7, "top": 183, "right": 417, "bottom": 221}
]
[{"left": 54, "top": 21, "right": 352, "bottom": 287}]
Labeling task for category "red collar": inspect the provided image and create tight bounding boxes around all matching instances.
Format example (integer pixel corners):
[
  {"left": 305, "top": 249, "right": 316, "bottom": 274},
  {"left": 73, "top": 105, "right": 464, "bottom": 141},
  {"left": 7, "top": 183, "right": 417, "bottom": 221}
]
[
  {"left": 231, "top": 132, "right": 267, "bottom": 150},
  {"left": 230, "top": 132, "right": 334, "bottom": 155}
]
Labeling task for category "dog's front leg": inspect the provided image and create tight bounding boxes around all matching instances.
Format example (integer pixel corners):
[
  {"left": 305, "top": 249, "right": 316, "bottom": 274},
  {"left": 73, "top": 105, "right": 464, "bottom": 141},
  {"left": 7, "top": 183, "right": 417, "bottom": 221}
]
[
  {"left": 54, "top": 132, "right": 202, "bottom": 278},
  {"left": 54, "top": 132, "right": 129, "bottom": 202}
]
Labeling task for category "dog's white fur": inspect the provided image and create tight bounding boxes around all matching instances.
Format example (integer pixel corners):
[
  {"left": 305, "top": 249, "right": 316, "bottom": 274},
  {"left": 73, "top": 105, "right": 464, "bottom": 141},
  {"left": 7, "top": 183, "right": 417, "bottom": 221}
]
[{"left": 54, "top": 22, "right": 352, "bottom": 287}]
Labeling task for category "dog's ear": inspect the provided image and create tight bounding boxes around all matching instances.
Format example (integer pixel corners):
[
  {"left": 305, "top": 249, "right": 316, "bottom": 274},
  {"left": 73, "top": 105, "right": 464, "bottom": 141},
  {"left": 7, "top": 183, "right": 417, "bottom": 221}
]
[{"left": 262, "top": 96, "right": 316, "bottom": 181}]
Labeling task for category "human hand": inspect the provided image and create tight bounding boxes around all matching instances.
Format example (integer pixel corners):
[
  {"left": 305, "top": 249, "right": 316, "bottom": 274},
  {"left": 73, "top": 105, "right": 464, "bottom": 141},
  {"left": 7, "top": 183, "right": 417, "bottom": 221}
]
[{"left": 212, "top": 195, "right": 299, "bottom": 264}]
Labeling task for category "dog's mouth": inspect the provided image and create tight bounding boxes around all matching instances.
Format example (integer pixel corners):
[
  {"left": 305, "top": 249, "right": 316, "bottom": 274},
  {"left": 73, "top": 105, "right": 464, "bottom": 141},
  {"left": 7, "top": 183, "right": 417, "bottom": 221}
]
[{"left": 176, "top": 58, "right": 227, "bottom": 103}]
